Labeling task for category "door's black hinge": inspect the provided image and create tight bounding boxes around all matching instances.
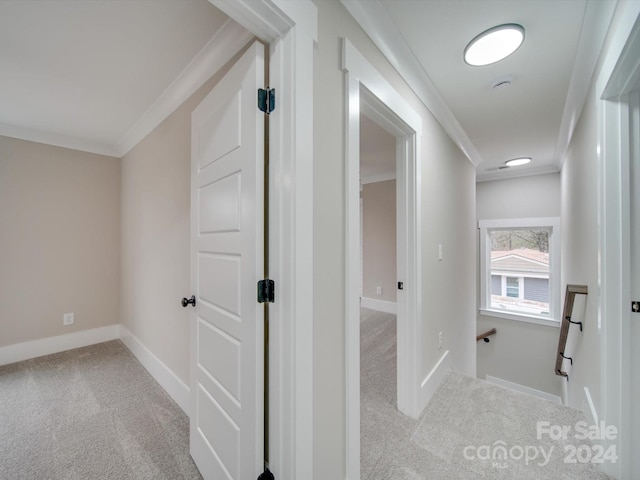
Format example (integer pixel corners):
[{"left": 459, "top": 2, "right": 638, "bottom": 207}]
[
  {"left": 257, "top": 279, "right": 275, "bottom": 303},
  {"left": 258, "top": 87, "right": 275, "bottom": 114},
  {"left": 257, "top": 467, "right": 275, "bottom": 480}
]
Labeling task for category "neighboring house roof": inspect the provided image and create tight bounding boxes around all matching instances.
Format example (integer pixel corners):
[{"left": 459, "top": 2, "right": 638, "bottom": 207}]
[{"left": 491, "top": 249, "right": 549, "bottom": 275}]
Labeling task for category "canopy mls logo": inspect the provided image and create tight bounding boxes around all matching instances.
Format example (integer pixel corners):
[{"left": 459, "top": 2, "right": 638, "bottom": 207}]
[
  {"left": 463, "top": 420, "right": 618, "bottom": 470},
  {"left": 463, "top": 441, "right": 554, "bottom": 468}
]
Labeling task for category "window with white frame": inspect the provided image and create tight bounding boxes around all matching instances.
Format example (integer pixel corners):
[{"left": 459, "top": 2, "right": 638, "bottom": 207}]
[{"left": 479, "top": 218, "right": 561, "bottom": 325}]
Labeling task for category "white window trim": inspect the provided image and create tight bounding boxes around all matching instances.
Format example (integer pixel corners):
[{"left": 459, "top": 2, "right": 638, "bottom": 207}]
[
  {"left": 502, "top": 275, "right": 524, "bottom": 299},
  {"left": 493, "top": 271, "right": 549, "bottom": 280},
  {"left": 479, "top": 217, "right": 561, "bottom": 327}
]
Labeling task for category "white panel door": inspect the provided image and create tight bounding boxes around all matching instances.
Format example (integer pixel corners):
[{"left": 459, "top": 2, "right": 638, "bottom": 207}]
[{"left": 190, "top": 41, "right": 265, "bottom": 480}]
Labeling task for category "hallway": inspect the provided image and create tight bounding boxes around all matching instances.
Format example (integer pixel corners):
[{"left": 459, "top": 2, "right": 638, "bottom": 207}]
[{"left": 1, "top": 1, "right": 638, "bottom": 478}]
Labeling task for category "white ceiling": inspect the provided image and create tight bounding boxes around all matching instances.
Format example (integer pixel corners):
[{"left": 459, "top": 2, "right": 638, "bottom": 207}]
[
  {"left": 343, "top": 0, "right": 617, "bottom": 181},
  {"left": 0, "top": 0, "right": 617, "bottom": 177},
  {"left": 0, "top": 0, "right": 252, "bottom": 157}
]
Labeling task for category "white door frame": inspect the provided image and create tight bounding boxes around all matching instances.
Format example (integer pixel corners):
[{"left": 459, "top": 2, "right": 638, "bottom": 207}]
[
  {"left": 207, "top": 2, "right": 316, "bottom": 478},
  {"left": 630, "top": 87, "right": 640, "bottom": 480},
  {"left": 343, "top": 38, "right": 423, "bottom": 480},
  {"left": 596, "top": 4, "right": 640, "bottom": 479}
]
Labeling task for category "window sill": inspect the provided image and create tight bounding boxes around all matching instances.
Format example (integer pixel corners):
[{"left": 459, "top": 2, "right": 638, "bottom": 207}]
[{"left": 479, "top": 309, "right": 560, "bottom": 328}]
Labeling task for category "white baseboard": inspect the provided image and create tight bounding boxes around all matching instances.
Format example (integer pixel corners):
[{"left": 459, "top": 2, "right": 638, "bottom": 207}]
[
  {"left": 583, "top": 386, "right": 599, "bottom": 425},
  {"left": 419, "top": 350, "right": 450, "bottom": 412},
  {"left": 361, "top": 297, "right": 397, "bottom": 314},
  {"left": 485, "top": 375, "right": 562, "bottom": 404},
  {"left": 0, "top": 325, "right": 191, "bottom": 418},
  {"left": 0, "top": 325, "right": 121, "bottom": 367},
  {"left": 561, "top": 375, "right": 568, "bottom": 406},
  {"left": 119, "top": 326, "right": 190, "bottom": 416}
]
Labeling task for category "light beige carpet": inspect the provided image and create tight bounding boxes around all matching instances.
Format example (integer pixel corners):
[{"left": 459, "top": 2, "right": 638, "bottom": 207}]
[
  {"left": 0, "top": 340, "right": 202, "bottom": 480},
  {"left": 360, "top": 307, "right": 612, "bottom": 479}
]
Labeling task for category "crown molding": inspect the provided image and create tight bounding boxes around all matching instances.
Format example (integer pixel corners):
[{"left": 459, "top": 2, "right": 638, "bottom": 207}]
[
  {"left": 601, "top": 1, "right": 640, "bottom": 99},
  {"left": 476, "top": 164, "right": 559, "bottom": 183},
  {"left": 340, "top": 0, "right": 481, "bottom": 166},
  {"left": 0, "top": 123, "right": 118, "bottom": 157},
  {"left": 361, "top": 171, "right": 396, "bottom": 185},
  {"left": 113, "top": 19, "right": 254, "bottom": 157},
  {"left": 211, "top": 0, "right": 297, "bottom": 44},
  {"left": 552, "top": 0, "right": 617, "bottom": 170},
  {"left": 0, "top": 19, "right": 253, "bottom": 158}
]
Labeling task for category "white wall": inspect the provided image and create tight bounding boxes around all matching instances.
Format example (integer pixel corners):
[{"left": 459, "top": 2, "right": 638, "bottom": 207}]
[
  {"left": 312, "top": 1, "right": 476, "bottom": 477},
  {"left": 559, "top": 56, "right": 602, "bottom": 421},
  {"left": 361, "top": 180, "right": 396, "bottom": 304},
  {"left": 0, "top": 137, "right": 120, "bottom": 348},
  {"left": 477, "top": 173, "right": 561, "bottom": 219},
  {"left": 558, "top": 2, "right": 640, "bottom": 432},
  {"left": 476, "top": 173, "right": 563, "bottom": 397},
  {"left": 120, "top": 45, "right": 250, "bottom": 386}
]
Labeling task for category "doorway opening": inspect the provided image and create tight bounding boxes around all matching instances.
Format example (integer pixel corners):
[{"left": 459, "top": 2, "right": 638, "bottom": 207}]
[
  {"left": 360, "top": 113, "right": 398, "bottom": 317},
  {"left": 359, "top": 110, "right": 400, "bottom": 476},
  {"left": 343, "top": 39, "right": 423, "bottom": 479}
]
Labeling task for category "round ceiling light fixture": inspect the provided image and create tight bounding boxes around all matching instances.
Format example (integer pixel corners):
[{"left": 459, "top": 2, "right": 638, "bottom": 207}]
[
  {"left": 505, "top": 157, "right": 532, "bottom": 167},
  {"left": 464, "top": 24, "right": 525, "bottom": 66}
]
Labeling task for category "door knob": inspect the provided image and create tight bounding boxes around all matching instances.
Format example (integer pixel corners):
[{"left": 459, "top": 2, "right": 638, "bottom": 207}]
[{"left": 181, "top": 295, "right": 196, "bottom": 308}]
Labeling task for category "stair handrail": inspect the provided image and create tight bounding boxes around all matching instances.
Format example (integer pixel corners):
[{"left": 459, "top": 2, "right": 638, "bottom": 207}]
[
  {"left": 476, "top": 328, "right": 497, "bottom": 343},
  {"left": 555, "top": 284, "right": 588, "bottom": 380}
]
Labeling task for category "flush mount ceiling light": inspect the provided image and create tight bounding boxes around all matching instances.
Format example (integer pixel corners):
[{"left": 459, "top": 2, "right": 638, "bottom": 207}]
[
  {"left": 464, "top": 24, "right": 525, "bottom": 66},
  {"left": 505, "top": 157, "right": 531, "bottom": 167}
]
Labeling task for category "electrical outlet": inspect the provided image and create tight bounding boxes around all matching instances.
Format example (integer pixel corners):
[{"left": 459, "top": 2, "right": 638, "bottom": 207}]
[
  {"left": 438, "top": 332, "right": 443, "bottom": 350},
  {"left": 376, "top": 286, "right": 382, "bottom": 295},
  {"left": 63, "top": 313, "right": 74, "bottom": 326}
]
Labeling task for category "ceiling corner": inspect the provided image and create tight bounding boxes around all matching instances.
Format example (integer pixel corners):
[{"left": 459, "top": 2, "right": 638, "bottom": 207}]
[
  {"left": 114, "top": 19, "right": 254, "bottom": 158},
  {"left": 476, "top": 165, "right": 560, "bottom": 183},
  {"left": 340, "top": 0, "right": 482, "bottom": 167},
  {"left": 0, "top": 122, "right": 119, "bottom": 158}
]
